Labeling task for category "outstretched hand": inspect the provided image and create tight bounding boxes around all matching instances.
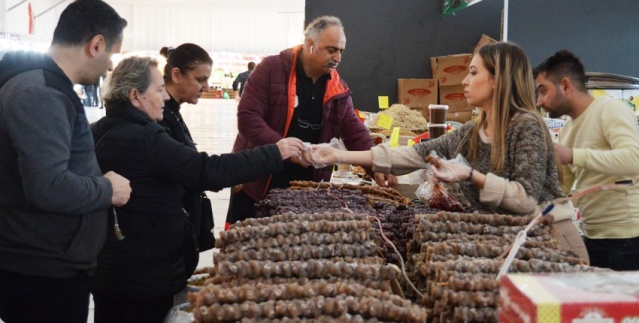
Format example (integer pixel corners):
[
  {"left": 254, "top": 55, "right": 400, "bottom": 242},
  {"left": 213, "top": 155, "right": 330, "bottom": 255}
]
[
  {"left": 304, "top": 145, "right": 343, "bottom": 168},
  {"left": 276, "top": 137, "right": 306, "bottom": 160},
  {"left": 374, "top": 173, "right": 398, "bottom": 188},
  {"left": 430, "top": 158, "right": 472, "bottom": 184}
]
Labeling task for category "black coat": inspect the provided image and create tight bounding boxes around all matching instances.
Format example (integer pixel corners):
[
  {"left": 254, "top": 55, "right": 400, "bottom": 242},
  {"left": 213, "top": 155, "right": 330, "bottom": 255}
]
[
  {"left": 158, "top": 96, "right": 211, "bottom": 249},
  {"left": 91, "top": 105, "right": 283, "bottom": 299}
]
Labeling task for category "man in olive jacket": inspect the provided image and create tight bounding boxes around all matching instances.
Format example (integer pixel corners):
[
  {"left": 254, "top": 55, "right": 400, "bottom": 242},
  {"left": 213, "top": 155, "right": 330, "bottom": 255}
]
[{"left": 227, "top": 16, "right": 395, "bottom": 223}]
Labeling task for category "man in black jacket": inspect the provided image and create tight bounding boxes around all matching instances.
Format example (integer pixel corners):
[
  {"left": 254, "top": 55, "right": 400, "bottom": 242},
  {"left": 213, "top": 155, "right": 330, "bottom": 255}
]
[
  {"left": 232, "top": 61, "right": 256, "bottom": 97},
  {"left": 0, "top": 1, "right": 130, "bottom": 322}
]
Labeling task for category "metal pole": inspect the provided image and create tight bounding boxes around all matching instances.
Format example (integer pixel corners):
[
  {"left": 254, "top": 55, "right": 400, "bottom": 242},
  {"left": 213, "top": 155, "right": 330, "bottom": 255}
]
[
  {"left": 35, "top": 0, "right": 66, "bottom": 19},
  {"left": 503, "top": 0, "right": 509, "bottom": 41},
  {"left": 7, "top": 0, "right": 28, "bottom": 12}
]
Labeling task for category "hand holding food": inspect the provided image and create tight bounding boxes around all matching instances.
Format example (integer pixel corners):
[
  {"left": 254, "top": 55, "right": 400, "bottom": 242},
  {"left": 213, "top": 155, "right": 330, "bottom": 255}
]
[
  {"left": 306, "top": 145, "right": 342, "bottom": 168},
  {"left": 276, "top": 137, "right": 306, "bottom": 160},
  {"left": 426, "top": 153, "right": 472, "bottom": 184}
]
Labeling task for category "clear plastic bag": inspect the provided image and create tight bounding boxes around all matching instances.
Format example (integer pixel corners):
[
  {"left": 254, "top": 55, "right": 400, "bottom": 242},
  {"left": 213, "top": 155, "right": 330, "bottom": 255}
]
[
  {"left": 417, "top": 151, "right": 467, "bottom": 212},
  {"left": 163, "top": 302, "right": 193, "bottom": 323},
  {"left": 305, "top": 138, "right": 346, "bottom": 168}
]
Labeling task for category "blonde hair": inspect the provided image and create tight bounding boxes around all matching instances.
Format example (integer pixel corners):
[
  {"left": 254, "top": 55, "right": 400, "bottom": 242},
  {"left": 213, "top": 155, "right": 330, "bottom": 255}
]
[{"left": 457, "top": 42, "right": 554, "bottom": 174}]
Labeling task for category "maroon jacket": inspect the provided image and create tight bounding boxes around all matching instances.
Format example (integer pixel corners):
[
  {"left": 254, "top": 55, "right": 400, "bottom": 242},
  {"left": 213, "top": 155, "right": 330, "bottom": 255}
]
[{"left": 232, "top": 45, "right": 374, "bottom": 201}]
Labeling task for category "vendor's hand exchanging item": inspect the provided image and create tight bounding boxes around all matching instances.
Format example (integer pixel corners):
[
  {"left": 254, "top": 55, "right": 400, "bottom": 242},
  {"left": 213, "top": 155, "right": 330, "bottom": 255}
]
[
  {"left": 305, "top": 145, "right": 343, "bottom": 168},
  {"left": 429, "top": 155, "right": 472, "bottom": 184},
  {"left": 276, "top": 137, "right": 306, "bottom": 160},
  {"left": 374, "top": 173, "right": 398, "bottom": 188}
]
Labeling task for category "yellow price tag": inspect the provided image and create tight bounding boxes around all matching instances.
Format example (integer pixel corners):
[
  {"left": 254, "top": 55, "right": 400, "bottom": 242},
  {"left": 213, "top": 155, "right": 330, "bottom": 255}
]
[
  {"left": 389, "top": 127, "right": 400, "bottom": 147},
  {"left": 378, "top": 96, "right": 389, "bottom": 109},
  {"left": 377, "top": 114, "right": 394, "bottom": 129},
  {"left": 407, "top": 139, "right": 416, "bottom": 146}
]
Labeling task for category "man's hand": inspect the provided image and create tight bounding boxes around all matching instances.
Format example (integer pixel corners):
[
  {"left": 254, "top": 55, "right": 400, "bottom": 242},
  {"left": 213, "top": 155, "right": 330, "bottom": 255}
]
[
  {"left": 104, "top": 171, "right": 131, "bottom": 206},
  {"left": 553, "top": 142, "right": 573, "bottom": 165},
  {"left": 276, "top": 137, "right": 305, "bottom": 160}
]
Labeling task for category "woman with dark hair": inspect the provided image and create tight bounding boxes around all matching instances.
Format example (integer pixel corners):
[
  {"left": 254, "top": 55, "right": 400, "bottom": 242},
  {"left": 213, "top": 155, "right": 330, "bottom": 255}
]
[
  {"left": 91, "top": 56, "right": 304, "bottom": 322},
  {"left": 158, "top": 43, "right": 216, "bottom": 253},
  {"left": 309, "top": 42, "right": 588, "bottom": 264}
]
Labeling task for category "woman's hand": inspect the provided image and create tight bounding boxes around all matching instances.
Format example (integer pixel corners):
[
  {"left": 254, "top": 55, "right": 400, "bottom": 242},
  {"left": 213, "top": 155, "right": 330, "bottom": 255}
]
[
  {"left": 305, "top": 145, "right": 343, "bottom": 168},
  {"left": 431, "top": 160, "right": 473, "bottom": 184},
  {"left": 276, "top": 138, "right": 305, "bottom": 160},
  {"left": 374, "top": 173, "right": 398, "bottom": 188}
]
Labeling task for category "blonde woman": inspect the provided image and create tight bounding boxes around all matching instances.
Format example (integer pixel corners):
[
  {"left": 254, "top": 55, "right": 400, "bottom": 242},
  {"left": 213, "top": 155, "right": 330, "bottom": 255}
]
[{"left": 310, "top": 42, "right": 588, "bottom": 263}]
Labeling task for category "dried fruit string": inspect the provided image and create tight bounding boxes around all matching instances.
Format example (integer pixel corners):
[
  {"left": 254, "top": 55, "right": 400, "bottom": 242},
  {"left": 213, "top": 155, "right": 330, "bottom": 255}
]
[
  {"left": 497, "top": 181, "right": 636, "bottom": 278},
  {"left": 324, "top": 184, "right": 354, "bottom": 214},
  {"left": 314, "top": 180, "right": 422, "bottom": 296},
  {"left": 370, "top": 215, "right": 424, "bottom": 298}
]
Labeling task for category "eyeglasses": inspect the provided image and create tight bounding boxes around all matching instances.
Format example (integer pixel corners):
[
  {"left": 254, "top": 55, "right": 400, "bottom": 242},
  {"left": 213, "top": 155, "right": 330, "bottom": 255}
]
[{"left": 298, "top": 119, "right": 322, "bottom": 130}]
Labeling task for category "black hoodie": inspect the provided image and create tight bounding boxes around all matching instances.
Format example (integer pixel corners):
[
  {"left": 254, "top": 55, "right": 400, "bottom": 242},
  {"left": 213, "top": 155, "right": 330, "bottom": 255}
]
[{"left": 0, "top": 51, "right": 112, "bottom": 277}]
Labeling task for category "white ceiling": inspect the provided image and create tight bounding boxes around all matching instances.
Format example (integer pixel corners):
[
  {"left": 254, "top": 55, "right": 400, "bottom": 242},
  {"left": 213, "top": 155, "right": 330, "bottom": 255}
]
[
  {"left": 5, "top": 0, "right": 304, "bottom": 17},
  {"left": 3, "top": 0, "right": 306, "bottom": 53}
]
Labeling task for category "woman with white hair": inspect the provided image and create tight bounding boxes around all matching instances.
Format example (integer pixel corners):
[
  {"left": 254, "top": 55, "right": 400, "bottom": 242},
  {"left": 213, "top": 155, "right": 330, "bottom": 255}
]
[{"left": 90, "top": 56, "right": 304, "bottom": 322}]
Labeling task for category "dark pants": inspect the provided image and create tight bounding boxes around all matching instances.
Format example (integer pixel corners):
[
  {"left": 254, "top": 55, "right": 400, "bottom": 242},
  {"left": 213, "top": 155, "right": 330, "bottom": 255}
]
[
  {"left": 0, "top": 269, "right": 91, "bottom": 323},
  {"left": 584, "top": 236, "right": 639, "bottom": 271},
  {"left": 226, "top": 189, "right": 258, "bottom": 224},
  {"left": 93, "top": 290, "right": 173, "bottom": 323}
]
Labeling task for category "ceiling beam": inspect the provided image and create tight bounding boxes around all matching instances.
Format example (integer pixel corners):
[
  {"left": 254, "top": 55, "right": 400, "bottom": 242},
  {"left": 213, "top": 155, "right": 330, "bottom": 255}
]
[{"left": 7, "top": 0, "right": 28, "bottom": 12}]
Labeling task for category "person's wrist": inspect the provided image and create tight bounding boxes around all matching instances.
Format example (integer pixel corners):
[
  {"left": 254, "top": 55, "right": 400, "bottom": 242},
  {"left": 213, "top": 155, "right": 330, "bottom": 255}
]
[{"left": 466, "top": 167, "right": 474, "bottom": 182}]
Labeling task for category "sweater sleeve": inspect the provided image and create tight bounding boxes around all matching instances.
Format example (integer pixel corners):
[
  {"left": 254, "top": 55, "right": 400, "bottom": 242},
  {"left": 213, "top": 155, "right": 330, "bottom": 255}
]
[
  {"left": 371, "top": 145, "right": 428, "bottom": 175},
  {"left": 480, "top": 173, "right": 537, "bottom": 214},
  {"left": 7, "top": 85, "right": 112, "bottom": 213},
  {"left": 560, "top": 164, "right": 576, "bottom": 196},
  {"left": 145, "top": 126, "right": 284, "bottom": 191},
  {"left": 370, "top": 123, "right": 473, "bottom": 175},
  {"left": 479, "top": 117, "right": 549, "bottom": 214},
  {"left": 572, "top": 100, "right": 639, "bottom": 176}
]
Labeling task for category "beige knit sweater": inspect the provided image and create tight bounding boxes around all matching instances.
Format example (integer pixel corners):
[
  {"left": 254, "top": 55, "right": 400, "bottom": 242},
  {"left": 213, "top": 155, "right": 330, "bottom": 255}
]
[{"left": 371, "top": 113, "right": 572, "bottom": 221}]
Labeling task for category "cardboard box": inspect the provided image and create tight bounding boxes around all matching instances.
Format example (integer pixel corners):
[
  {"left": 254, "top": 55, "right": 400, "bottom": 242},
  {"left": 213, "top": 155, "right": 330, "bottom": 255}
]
[
  {"left": 398, "top": 78, "right": 438, "bottom": 109},
  {"left": 409, "top": 107, "right": 430, "bottom": 122},
  {"left": 500, "top": 272, "right": 639, "bottom": 323},
  {"left": 474, "top": 34, "right": 497, "bottom": 54},
  {"left": 430, "top": 57, "right": 438, "bottom": 79},
  {"left": 439, "top": 84, "right": 472, "bottom": 122},
  {"left": 434, "top": 53, "right": 472, "bottom": 85}
]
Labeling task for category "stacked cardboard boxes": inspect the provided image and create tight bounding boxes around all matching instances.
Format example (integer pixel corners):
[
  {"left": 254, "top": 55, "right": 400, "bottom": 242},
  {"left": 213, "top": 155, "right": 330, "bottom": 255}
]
[
  {"left": 431, "top": 54, "right": 472, "bottom": 122},
  {"left": 397, "top": 78, "right": 438, "bottom": 120},
  {"left": 431, "top": 34, "right": 496, "bottom": 123},
  {"left": 396, "top": 34, "right": 497, "bottom": 123}
]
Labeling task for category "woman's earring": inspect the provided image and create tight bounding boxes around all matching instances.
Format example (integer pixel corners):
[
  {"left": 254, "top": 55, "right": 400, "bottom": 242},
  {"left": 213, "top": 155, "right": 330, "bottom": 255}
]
[{"left": 310, "top": 46, "right": 313, "bottom": 54}]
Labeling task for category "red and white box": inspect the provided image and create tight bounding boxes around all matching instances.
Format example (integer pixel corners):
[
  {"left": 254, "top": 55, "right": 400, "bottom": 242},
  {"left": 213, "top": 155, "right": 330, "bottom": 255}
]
[
  {"left": 500, "top": 272, "right": 639, "bottom": 323},
  {"left": 432, "top": 53, "right": 472, "bottom": 85}
]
